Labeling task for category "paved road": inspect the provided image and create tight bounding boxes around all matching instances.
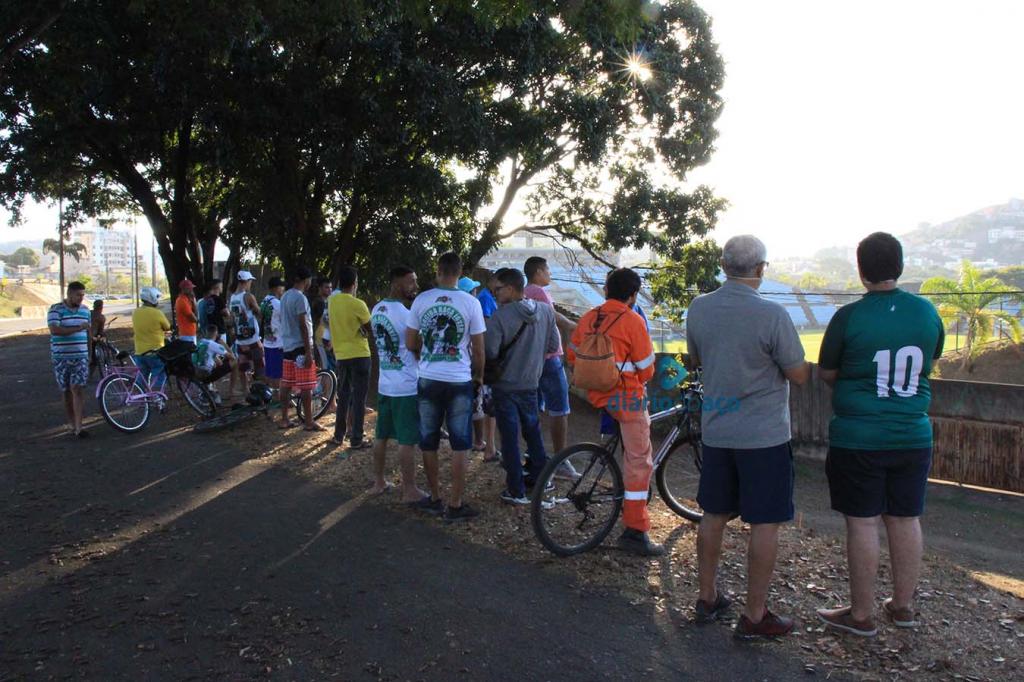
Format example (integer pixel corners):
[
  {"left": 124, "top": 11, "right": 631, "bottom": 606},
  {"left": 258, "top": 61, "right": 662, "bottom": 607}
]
[
  {"left": 0, "top": 302, "right": 137, "bottom": 338},
  {"left": 0, "top": 330, "right": 821, "bottom": 680}
]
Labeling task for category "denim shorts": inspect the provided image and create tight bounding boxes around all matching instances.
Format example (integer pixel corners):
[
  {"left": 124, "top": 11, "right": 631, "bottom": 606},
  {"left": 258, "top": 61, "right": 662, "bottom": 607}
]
[
  {"left": 826, "top": 446, "right": 932, "bottom": 518},
  {"left": 537, "top": 356, "right": 571, "bottom": 417},
  {"left": 697, "top": 441, "right": 794, "bottom": 524},
  {"left": 417, "top": 378, "right": 475, "bottom": 452}
]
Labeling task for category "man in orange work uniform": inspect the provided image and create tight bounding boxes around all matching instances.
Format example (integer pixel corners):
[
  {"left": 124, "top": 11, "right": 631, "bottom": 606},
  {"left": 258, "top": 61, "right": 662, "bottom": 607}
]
[{"left": 567, "top": 268, "right": 661, "bottom": 556}]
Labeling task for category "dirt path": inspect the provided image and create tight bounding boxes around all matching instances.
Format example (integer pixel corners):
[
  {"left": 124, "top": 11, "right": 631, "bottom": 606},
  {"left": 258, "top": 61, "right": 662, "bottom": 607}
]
[{"left": 0, "top": 331, "right": 822, "bottom": 680}]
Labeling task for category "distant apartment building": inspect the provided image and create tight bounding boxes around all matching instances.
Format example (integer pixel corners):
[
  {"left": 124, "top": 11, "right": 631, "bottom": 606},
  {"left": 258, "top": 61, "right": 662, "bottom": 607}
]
[
  {"left": 70, "top": 225, "right": 137, "bottom": 275},
  {"left": 987, "top": 226, "right": 1024, "bottom": 244}
]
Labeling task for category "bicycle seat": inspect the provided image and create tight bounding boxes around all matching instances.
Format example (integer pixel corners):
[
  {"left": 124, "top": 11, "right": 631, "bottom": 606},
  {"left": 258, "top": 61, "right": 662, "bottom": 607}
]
[{"left": 116, "top": 350, "right": 131, "bottom": 361}]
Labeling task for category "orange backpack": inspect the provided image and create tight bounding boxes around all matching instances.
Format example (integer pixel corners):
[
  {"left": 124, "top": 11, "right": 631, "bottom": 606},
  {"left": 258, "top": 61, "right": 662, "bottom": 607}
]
[{"left": 571, "top": 307, "right": 628, "bottom": 392}]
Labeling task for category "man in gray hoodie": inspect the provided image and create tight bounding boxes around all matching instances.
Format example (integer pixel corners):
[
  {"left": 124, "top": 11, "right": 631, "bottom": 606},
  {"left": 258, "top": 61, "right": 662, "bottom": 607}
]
[{"left": 485, "top": 268, "right": 561, "bottom": 505}]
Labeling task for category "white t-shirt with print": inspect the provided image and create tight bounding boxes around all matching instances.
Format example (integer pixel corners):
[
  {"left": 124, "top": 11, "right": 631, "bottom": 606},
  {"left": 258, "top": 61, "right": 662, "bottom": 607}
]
[
  {"left": 194, "top": 339, "right": 228, "bottom": 372},
  {"left": 229, "top": 291, "right": 260, "bottom": 346},
  {"left": 408, "top": 287, "right": 486, "bottom": 383},
  {"left": 370, "top": 299, "right": 418, "bottom": 397},
  {"left": 262, "top": 295, "right": 283, "bottom": 350}
]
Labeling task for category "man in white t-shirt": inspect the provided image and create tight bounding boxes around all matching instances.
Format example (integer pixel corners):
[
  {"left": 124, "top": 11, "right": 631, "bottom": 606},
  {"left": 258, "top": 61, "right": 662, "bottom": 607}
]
[
  {"left": 406, "top": 252, "right": 486, "bottom": 522},
  {"left": 194, "top": 324, "right": 236, "bottom": 396},
  {"left": 370, "top": 266, "right": 427, "bottom": 502}
]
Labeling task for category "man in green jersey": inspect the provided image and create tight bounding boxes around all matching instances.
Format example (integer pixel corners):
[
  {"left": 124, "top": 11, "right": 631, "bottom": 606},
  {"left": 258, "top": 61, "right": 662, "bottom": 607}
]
[{"left": 816, "top": 232, "right": 944, "bottom": 638}]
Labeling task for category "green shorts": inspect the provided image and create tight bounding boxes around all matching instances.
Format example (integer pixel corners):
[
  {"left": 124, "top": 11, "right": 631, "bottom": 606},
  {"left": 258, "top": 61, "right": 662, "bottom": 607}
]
[{"left": 375, "top": 394, "right": 420, "bottom": 446}]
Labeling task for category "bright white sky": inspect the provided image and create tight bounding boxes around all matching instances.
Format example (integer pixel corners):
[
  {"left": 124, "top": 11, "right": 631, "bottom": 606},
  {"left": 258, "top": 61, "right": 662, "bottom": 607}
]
[
  {"left": 4, "top": 0, "right": 1023, "bottom": 262},
  {"left": 689, "top": 0, "right": 1024, "bottom": 258}
]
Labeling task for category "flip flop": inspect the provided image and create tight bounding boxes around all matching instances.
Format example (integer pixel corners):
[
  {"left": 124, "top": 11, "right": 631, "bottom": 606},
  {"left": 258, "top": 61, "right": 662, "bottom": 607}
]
[
  {"left": 372, "top": 482, "right": 396, "bottom": 495},
  {"left": 278, "top": 419, "right": 300, "bottom": 429},
  {"left": 304, "top": 423, "right": 327, "bottom": 432}
]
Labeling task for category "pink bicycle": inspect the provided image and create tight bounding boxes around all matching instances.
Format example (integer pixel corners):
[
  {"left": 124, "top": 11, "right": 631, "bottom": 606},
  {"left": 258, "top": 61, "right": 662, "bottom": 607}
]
[{"left": 96, "top": 342, "right": 216, "bottom": 433}]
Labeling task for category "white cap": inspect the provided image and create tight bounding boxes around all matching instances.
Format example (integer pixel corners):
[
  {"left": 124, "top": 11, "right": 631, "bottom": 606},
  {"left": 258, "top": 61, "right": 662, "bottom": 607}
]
[{"left": 237, "top": 270, "right": 256, "bottom": 281}]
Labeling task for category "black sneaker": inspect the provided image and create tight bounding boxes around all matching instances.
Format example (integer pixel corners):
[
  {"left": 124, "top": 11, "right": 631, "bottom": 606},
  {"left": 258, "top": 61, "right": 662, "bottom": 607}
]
[
  {"left": 443, "top": 503, "right": 480, "bottom": 522},
  {"left": 695, "top": 591, "right": 732, "bottom": 624},
  {"left": 413, "top": 496, "right": 444, "bottom": 515},
  {"left": 616, "top": 528, "right": 666, "bottom": 557},
  {"left": 523, "top": 476, "right": 555, "bottom": 494}
]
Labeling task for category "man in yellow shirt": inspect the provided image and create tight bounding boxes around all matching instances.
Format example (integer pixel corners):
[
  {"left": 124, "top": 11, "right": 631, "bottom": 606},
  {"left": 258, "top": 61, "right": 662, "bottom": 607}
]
[
  {"left": 328, "top": 266, "right": 372, "bottom": 450},
  {"left": 133, "top": 286, "right": 171, "bottom": 389}
]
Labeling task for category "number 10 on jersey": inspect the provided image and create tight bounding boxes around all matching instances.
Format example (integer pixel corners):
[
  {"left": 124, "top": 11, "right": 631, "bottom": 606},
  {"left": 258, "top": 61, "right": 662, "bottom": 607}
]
[{"left": 873, "top": 346, "right": 924, "bottom": 398}]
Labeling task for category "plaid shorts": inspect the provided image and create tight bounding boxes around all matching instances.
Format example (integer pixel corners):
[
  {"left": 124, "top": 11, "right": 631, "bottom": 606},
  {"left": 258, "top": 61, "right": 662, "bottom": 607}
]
[
  {"left": 53, "top": 356, "right": 89, "bottom": 390},
  {"left": 281, "top": 358, "right": 318, "bottom": 391}
]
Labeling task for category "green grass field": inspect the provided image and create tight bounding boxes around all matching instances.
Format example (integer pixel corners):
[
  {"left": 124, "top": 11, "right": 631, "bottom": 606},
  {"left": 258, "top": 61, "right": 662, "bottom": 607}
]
[{"left": 659, "top": 330, "right": 826, "bottom": 361}]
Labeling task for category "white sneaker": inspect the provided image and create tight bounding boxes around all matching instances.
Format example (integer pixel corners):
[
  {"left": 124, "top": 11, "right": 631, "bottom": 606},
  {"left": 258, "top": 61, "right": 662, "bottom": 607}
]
[
  {"left": 499, "top": 490, "right": 554, "bottom": 509},
  {"left": 500, "top": 490, "right": 530, "bottom": 506},
  {"left": 555, "top": 460, "right": 582, "bottom": 481}
]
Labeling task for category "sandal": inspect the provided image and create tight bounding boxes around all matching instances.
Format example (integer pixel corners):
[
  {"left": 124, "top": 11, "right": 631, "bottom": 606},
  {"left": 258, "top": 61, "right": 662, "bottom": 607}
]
[{"left": 278, "top": 419, "right": 300, "bottom": 430}]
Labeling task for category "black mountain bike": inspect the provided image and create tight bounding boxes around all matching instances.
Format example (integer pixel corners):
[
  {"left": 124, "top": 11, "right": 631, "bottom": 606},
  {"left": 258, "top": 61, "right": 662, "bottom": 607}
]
[{"left": 531, "top": 369, "right": 705, "bottom": 556}]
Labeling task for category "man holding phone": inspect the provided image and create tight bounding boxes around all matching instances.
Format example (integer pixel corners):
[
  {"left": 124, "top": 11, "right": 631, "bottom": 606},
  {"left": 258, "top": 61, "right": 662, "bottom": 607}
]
[{"left": 47, "top": 281, "right": 92, "bottom": 437}]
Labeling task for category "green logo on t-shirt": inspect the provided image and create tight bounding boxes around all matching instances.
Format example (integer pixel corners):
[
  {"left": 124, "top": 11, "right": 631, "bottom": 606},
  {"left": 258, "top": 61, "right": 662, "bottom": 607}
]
[
  {"left": 372, "top": 312, "right": 403, "bottom": 371},
  {"left": 420, "top": 302, "right": 465, "bottom": 363}
]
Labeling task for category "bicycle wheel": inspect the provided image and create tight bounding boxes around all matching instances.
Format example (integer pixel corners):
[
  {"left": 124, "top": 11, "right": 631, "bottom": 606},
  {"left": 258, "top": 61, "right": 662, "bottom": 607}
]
[
  {"left": 192, "top": 406, "right": 259, "bottom": 434},
  {"left": 176, "top": 376, "right": 217, "bottom": 418},
  {"left": 655, "top": 436, "right": 704, "bottom": 522},
  {"left": 295, "top": 369, "right": 337, "bottom": 421},
  {"left": 531, "top": 443, "right": 624, "bottom": 556},
  {"left": 98, "top": 375, "right": 151, "bottom": 433}
]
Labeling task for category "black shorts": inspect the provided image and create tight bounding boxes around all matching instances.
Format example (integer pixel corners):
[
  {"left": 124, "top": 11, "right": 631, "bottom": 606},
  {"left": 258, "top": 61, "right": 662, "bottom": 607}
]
[
  {"left": 826, "top": 446, "right": 932, "bottom": 518},
  {"left": 697, "top": 441, "right": 794, "bottom": 524}
]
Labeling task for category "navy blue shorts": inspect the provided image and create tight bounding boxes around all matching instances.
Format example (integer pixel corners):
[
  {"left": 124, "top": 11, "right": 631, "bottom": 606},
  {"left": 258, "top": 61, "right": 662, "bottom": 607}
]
[
  {"left": 697, "top": 442, "right": 794, "bottom": 524},
  {"left": 826, "top": 446, "right": 932, "bottom": 518}
]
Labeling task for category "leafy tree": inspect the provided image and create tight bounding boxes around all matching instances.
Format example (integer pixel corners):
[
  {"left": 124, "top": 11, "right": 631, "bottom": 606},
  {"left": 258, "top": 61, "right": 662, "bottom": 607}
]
[
  {"left": 920, "top": 260, "right": 1023, "bottom": 368},
  {"left": 985, "top": 265, "right": 1024, "bottom": 290},
  {"left": 43, "top": 235, "right": 87, "bottom": 292},
  {"left": 2, "top": 1, "right": 726, "bottom": 311},
  {"left": 5, "top": 246, "right": 39, "bottom": 267},
  {"left": 42, "top": 238, "right": 86, "bottom": 263},
  {"left": 798, "top": 273, "right": 829, "bottom": 291}
]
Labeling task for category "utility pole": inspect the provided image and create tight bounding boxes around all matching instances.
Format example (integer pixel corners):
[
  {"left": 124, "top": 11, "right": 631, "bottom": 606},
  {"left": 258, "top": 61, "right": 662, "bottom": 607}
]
[
  {"left": 57, "top": 199, "right": 65, "bottom": 293},
  {"left": 133, "top": 222, "right": 140, "bottom": 305}
]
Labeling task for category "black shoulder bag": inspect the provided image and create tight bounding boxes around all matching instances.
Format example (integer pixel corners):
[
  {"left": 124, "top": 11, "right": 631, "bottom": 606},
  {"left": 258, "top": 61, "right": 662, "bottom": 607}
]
[{"left": 483, "top": 321, "right": 529, "bottom": 385}]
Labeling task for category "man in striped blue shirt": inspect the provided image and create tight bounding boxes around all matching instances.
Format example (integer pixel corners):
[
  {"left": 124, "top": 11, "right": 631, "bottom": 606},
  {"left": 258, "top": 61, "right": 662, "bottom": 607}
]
[{"left": 48, "top": 281, "right": 92, "bottom": 437}]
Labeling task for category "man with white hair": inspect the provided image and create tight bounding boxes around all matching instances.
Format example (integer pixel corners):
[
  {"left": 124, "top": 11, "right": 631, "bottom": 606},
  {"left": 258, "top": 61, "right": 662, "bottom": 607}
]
[{"left": 685, "top": 234, "right": 809, "bottom": 639}]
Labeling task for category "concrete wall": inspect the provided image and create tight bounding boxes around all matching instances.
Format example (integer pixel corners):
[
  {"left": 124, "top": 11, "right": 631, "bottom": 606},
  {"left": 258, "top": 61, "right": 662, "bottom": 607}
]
[
  {"left": 787, "top": 363, "right": 1023, "bottom": 493},
  {"left": 635, "top": 354, "right": 1022, "bottom": 493}
]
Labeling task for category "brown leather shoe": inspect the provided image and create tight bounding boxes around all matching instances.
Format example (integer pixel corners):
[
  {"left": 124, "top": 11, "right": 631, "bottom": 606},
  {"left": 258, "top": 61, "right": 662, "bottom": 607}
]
[
  {"left": 883, "top": 598, "right": 920, "bottom": 628},
  {"left": 817, "top": 606, "right": 877, "bottom": 637},
  {"left": 734, "top": 608, "right": 795, "bottom": 639}
]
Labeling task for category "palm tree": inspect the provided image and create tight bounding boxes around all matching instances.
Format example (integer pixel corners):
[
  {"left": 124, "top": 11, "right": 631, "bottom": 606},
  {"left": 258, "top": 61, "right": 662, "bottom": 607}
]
[
  {"left": 920, "top": 260, "right": 1023, "bottom": 368},
  {"left": 42, "top": 238, "right": 87, "bottom": 293}
]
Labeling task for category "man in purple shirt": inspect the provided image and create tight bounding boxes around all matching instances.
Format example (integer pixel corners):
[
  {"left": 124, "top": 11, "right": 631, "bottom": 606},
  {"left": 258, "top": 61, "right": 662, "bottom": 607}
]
[{"left": 523, "top": 257, "right": 578, "bottom": 467}]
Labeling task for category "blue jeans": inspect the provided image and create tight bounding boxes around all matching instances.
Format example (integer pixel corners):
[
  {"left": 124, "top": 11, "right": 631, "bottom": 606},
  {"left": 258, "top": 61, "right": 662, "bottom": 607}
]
[
  {"left": 417, "top": 378, "right": 475, "bottom": 451},
  {"left": 133, "top": 354, "right": 166, "bottom": 391},
  {"left": 493, "top": 387, "right": 547, "bottom": 498}
]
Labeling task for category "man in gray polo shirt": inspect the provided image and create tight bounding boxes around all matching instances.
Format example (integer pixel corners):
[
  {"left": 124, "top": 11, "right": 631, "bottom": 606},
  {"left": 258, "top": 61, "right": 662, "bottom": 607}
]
[{"left": 685, "top": 234, "right": 809, "bottom": 639}]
